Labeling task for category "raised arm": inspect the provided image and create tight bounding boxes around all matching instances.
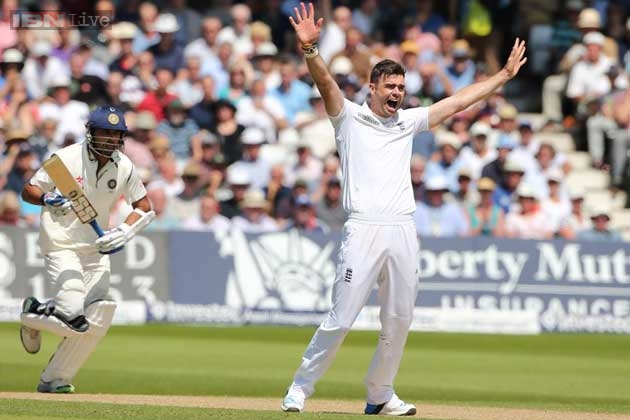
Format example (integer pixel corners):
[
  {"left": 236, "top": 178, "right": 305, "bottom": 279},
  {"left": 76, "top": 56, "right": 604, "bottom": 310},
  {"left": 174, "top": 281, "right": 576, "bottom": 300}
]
[
  {"left": 289, "top": 2, "right": 344, "bottom": 117},
  {"left": 428, "top": 39, "right": 527, "bottom": 129}
]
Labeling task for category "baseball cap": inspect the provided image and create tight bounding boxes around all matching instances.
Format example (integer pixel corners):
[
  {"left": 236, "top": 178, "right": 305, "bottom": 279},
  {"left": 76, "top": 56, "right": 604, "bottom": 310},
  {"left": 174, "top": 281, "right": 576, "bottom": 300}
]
[
  {"left": 436, "top": 131, "right": 461, "bottom": 149},
  {"left": 48, "top": 74, "right": 71, "bottom": 89},
  {"left": 504, "top": 159, "right": 525, "bottom": 173},
  {"left": 425, "top": 175, "right": 449, "bottom": 191},
  {"left": 135, "top": 111, "right": 157, "bottom": 130},
  {"left": 30, "top": 41, "right": 52, "bottom": 57},
  {"left": 252, "top": 42, "right": 278, "bottom": 58},
  {"left": 329, "top": 56, "right": 353, "bottom": 75},
  {"left": 200, "top": 130, "right": 219, "bottom": 146},
  {"left": 578, "top": 8, "right": 601, "bottom": 29},
  {"left": 458, "top": 167, "right": 472, "bottom": 179},
  {"left": 241, "top": 127, "right": 265, "bottom": 145},
  {"left": 2, "top": 48, "right": 23, "bottom": 65},
  {"left": 452, "top": 39, "right": 471, "bottom": 58},
  {"left": 111, "top": 21, "right": 137, "bottom": 39},
  {"left": 516, "top": 183, "right": 537, "bottom": 199},
  {"left": 295, "top": 194, "right": 312, "bottom": 207},
  {"left": 227, "top": 167, "right": 251, "bottom": 186},
  {"left": 400, "top": 40, "right": 420, "bottom": 55},
  {"left": 470, "top": 121, "right": 491, "bottom": 137},
  {"left": 498, "top": 103, "right": 518, "bottom": 120},
  {"left": 240, "top": 189, "right": 268, "bottom": 208},
  {"left": 496, "top": 133, "right": 516, "bottom": 150},
  {"left": 546, "top": 168, "right": 564, "bottom": 183},
  {"left": 154, "top": 13, "right": 180, "bottom": 33},
  {"left": 590, "top": 203, "right": 611, "bottom": 219},
  {"left": 583, "top": 31, "right": 605, "bottom": 47},
  {"left": 477, "top": 177, "right": 496, "bottom": 191}
]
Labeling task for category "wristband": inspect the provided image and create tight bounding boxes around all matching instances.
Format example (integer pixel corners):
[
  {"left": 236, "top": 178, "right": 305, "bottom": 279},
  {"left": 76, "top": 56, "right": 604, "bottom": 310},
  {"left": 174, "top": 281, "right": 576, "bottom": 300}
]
[{"left": 301, "top": 43, "right": 319, "bottom": 59}]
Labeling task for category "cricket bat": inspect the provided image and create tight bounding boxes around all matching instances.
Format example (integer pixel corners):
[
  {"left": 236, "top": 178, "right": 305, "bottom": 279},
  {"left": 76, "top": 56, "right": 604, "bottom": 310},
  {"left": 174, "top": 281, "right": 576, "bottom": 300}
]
[{"left": 42, "top": 155, "right": 105, "bottom": 237}]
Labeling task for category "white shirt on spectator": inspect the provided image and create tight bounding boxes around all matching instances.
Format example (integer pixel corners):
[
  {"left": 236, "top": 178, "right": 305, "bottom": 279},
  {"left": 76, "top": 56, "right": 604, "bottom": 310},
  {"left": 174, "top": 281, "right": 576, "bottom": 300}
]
[
  {"left": 231, "top": 214, "right": 279, "bottom": 233},
  {"left": 22, "top": 56, "right": 68, "bottom": 99},
  {"left": 284, "top": 155, "right": 323, "bottom": 190},
  {"left": 236, "top": 95, "right": 286, "bottom": 143},
  {"left": 505, "top": 208, "right": 554, "bottom": 239},
  {"left": 566, "top": 56, "right": 613, "bottom": 99},
  {"left": 38, "top": 100, "right": 90, "bottom": 146},
  {"left": 457, "top": 147, "right": 497, "bottom": 181},
  {"left": 182, "top": 213, "right": 231, "bottom": 233},
  {"left": 229, "top": 159, "right": 271, "bottom": 190},
  {"left": 541, "top": 197, "right": 571, "bottom": 233}
]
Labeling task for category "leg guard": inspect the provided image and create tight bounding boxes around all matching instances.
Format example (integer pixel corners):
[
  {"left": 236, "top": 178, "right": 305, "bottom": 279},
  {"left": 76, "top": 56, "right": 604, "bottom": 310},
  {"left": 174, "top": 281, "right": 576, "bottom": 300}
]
[
  {"left": 41, "top": 300, "right": 116, "bottom": 384},
  {"left": 21, "top": 297, "right": 89, "bottom": 338}
]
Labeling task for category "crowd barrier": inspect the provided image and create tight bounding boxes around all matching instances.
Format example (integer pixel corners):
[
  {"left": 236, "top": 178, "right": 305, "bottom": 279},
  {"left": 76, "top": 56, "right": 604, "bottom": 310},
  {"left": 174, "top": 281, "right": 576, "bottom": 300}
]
[{"left": 1, "top": 227, "right": 629, "bottom": 334}]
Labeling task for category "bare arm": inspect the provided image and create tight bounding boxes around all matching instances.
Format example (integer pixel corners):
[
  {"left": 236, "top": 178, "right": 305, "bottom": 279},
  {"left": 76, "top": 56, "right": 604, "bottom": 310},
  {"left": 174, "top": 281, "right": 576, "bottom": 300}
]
[
  {"left": 22, "top": 183, "right": 45, "bottom": 205},
  {"left": 428, "top": 39, "right": 527, "bottom": 129},
  {"left": 289, "top": 2, "right": 344, "bottom": 117},
  {"left": 123, "top": 196, "right": 153, "bottom": 226}
]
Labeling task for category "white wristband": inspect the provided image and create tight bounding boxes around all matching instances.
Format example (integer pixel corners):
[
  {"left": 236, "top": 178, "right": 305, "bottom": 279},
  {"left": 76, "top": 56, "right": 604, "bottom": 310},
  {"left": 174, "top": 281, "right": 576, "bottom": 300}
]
[{"left": 302, "top": 44, "right": 319, "bottom": 59}]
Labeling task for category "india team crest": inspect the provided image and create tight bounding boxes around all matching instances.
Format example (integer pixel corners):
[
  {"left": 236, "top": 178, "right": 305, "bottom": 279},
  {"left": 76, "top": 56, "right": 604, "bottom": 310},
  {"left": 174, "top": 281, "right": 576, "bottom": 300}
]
[
  {"left": 107, "top": 113, "right": 119, "bottom": 125},
  {"left": 107, "top": 179, "right": 117, "bottom": 189}
]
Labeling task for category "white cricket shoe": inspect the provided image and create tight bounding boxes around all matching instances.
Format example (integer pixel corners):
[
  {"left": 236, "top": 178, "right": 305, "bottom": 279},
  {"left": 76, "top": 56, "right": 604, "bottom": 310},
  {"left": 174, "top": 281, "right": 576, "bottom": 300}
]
[
  {"left": 281, "top": 385, "right": 305, "bottom": 412},
  {"left": 364, "top": 394, "right": 417, "bottom": 416}
]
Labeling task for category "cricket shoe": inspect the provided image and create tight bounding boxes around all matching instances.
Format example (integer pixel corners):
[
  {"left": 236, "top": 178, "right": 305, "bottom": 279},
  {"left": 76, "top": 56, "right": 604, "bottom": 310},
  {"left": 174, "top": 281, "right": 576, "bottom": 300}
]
[
  {"left": 37, "top": 380, "right": 75, "bottom": 394},
  {"left": 364, "top": 394, "right": 416, "bottom": 416},
  {"left": 281, "top": 385, "right": 305, "bottom": 412}
]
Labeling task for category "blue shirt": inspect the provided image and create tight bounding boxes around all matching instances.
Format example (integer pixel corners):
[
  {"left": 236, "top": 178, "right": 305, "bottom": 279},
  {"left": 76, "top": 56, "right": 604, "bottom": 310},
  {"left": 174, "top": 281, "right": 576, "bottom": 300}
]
[
  {"left": 270, "top": 80, "right": 312, "bottom": 125},
  {"left": 156, "top": 119, "right": 199, "bottom": 160},
  {"left": 414, "top": 201, "right": 469, "bottom": 237}
]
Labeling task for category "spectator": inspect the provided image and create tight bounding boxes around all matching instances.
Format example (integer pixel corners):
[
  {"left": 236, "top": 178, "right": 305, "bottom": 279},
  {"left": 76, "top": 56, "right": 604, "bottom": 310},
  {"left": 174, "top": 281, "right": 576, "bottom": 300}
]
[
  {"left": 270, "top": 57, "right": 312, "bottom": 126},
  {"left": 425, "top": 131, "right": 462, "bottom": 193},
  {"left": 454, "top": 167, "right": 478, "bottom": 206},
  {"left": 0, "top": 78, "right": 37, "bottom": 136},
  {"left": 38, "top": 74, "right": 90, "bottom": 147},
  {"left": 0, "top": 190, "right": 23, "bottom": 226},
  {"left": 284, "top": 140, "right": 323, "bottom": 190},
  {"left": 558, "top": 187, "right": 591, "bottom": 239},
  {"left": 164, "top": 0, "right": 202, "bottom": 47},
  {"left": 213, "top": 99, "right": 245, "bottom": 165},
  {"left": 29, "top": 119, "right": 58, "bottom": 163},
  {"left": 144, "top": 186, "right": 181, "bottom": 231},
  {"left": 109, "top": 22, "right": 139, "bottom": 76},
  {"left": 493, "top": 159, "right": 525, "bottom": 214},
  {"left": 191, "top": 130, "right": 221, "bottom": 181},
  {"left": 156, "top": 99, "right": 199, "bottom": 163},
  {"left": 133, "top": 1, "right": 160, "bottom": 53},
  {"left": 330, "top": 27, "right": 372, "bottom": 87},
  {"left": 220, "top": 166, "right": 251, "bottom": 219},
  {"left": 458, "top": 121, "right": 496, "bottom": 181},
  {"left": 505, "top": 183, "right": 554, "bottom": 239},
  {"left": 318, "top": 4, "right": 353, "bottom": 63},
  {"left": 171, "top": 56, "right": 204, "bottom": 108},
  {"left": 22, "top": 41, "right": 67, "bottom": 100},
  {"left": 217, "top": 3, "right": 254, "bottom": 58},
  {"left": 228, "top": 127, "right": 271, "bottom": 190},
  {"left": 352, "top": 0, "right": 379, "bottom": 37},
  {"left": 294, "top": 85, "right": 336, "bottom": 159},
  {"left": 410, "top": 154, "right": 426, "bottom": 203},
  {"left": 466, "top": 177, "right": 504, "bottom": 237},
  {"left": 236, "top": 77, "right": 288, "bottom": 142},
  {"left": 149, "top": 13, "right": 185, "bottom": 74},
  {"left": 125, "top": 111, "right": 157, "bottom": 171},
  {"left": 219, "top": 60, "right": 254, "bottom": 105},
  {"left": 287, "top": 194, "right": 329, "bottom": 234},
  {"left": 231, "top": 188, "right": 279, "bottom": 233},
  {"left": 4, "top": 142, "right": 36, "bottom": 194},
  {"left": 251, "top": 42, "right": 281, "bottom": 90},
  {"left": 136, "top": 67, "right": 178, "bottom": 121},
  {"left": 315, "top": 176, "right": 346, "bottom": 231},
  {"left": 68, "top": 53, "right": 108, "bottom": 108},
  {"left": 414, "top": 175, "right": 469, "bottom": 237},
  {"left": 263, "top": 163, "right": 293, "bottom": 222},
  {"left": 182, "top": 194, "right": 231, "bottom": 234},
  {"left": 442, "top": 39, "right": 476, "bottom": 93},
  {"left": 577, "top": 204, "right": 623, "bottom": 241},
  {"left": 148, "top": 135, "right": 174, "bottom": 165},
  {"left": 150, "top": 153, "right": 184, "bottom": 198},
  {"left": 167, "top": 161, "right": 202, "bottom": 223},
  {"left": 189, "top": 76, "right": 218, "bottom": 130},
  {"left": 184, "top": 16, "right": 223, "bottom": 67},
  {"left": 540, "top": 168, "right": 571, "bottom": 235},
  {"left": 525, "top": 142, "right": 566, "bottom": 199},
  {"left": 481, "top": 133, "right": 516, "bottom": 184}
]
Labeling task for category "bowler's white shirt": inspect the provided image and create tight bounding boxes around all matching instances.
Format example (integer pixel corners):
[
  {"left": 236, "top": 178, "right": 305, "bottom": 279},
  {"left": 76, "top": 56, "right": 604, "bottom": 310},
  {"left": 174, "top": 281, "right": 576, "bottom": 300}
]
[
  {"left": 30, "top": 142, "right": 147, "bottom": 253},
  {"left": 331, "top": 99, "right": 429, "bottom": 217}
]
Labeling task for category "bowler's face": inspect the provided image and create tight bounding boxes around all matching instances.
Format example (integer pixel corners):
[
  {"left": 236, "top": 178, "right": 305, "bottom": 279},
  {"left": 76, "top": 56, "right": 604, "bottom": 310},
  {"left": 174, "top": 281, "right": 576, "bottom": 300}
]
[{"left": 370, "top": 74, "right": 405, "bottom": 118}]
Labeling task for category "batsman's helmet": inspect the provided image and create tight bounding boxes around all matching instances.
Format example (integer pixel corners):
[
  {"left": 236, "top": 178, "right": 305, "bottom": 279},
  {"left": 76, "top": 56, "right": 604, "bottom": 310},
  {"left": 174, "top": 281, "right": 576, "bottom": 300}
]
[{"left": 85, "top": 106, "right": 128, "bottom": 157}]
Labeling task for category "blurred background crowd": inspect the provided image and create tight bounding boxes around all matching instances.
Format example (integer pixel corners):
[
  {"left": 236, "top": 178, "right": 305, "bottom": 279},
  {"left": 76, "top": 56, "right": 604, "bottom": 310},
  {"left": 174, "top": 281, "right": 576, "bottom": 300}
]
[{"left": 0, "top": 0, "right": 629, "bottom": 241}]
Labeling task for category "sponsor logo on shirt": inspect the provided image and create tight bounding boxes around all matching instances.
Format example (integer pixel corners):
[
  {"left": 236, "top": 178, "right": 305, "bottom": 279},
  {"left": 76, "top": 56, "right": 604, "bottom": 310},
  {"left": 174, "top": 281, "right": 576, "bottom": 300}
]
[{"left": 358, "top": 113, "right": 380, "bottom": 126}]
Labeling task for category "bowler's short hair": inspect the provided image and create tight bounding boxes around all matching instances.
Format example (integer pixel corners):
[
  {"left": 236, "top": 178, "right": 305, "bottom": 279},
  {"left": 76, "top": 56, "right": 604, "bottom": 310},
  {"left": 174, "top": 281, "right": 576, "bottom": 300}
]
[{"left": 370, "top": 60, "right": 405, "bottom": 84}]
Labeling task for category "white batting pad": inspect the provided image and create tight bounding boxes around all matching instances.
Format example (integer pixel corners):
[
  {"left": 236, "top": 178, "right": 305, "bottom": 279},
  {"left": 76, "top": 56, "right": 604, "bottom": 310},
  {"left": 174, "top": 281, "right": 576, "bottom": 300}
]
[
  {"left": 21, "top": 312, "right": 85, "bottom": 338},
  {"left": 41, "top": 300, "right": 116, "bottom": 384}
]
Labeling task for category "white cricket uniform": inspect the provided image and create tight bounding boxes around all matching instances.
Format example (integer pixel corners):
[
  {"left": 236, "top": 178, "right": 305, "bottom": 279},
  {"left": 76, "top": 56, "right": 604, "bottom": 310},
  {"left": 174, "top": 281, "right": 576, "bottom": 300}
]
[
  {"left": 29, "top": 142, "right": 147, "bottom": 318},
  {"left": 290, "top": 99, "right": 429, "bottom": 404}
]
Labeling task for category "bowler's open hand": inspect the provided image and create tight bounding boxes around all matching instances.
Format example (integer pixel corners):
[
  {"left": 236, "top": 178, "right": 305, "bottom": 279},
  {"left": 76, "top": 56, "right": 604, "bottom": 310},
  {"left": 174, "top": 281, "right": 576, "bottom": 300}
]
[
  {"left": 289, "top": 2, "right": 323, "bottom": 46},
  {"left": 503, "top": 38, "right": 527, "bottom": 79}
]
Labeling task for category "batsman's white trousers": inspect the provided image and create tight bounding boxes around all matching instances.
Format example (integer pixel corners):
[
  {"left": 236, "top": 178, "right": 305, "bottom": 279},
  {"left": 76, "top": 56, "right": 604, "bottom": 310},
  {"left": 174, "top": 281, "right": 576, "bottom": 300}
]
[
  {"left": 46, "top": 249, "right": 111, "bottom": 320},
  {"left": 290, "top": 214, "right": 419, "bottom": 404}
]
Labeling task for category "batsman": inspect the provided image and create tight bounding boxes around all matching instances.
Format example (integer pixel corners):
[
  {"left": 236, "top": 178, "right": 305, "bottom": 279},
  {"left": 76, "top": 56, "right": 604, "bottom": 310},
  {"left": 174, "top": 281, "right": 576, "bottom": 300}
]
[{"left": 20, "top": 106, "right": 154, "bottom": 393}]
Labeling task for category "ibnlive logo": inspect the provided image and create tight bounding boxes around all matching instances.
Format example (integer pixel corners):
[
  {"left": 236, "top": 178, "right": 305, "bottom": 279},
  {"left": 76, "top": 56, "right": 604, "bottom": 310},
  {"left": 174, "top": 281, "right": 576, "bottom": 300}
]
[{"left": 10, "top": 11, "right": 113, "bottom": 30}]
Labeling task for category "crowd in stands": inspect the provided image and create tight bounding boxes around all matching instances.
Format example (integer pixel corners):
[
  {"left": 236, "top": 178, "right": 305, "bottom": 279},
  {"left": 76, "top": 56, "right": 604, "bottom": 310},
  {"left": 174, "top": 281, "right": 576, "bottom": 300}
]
[{"left": 0, "top": 0, "right": 628, "bottom": 242}]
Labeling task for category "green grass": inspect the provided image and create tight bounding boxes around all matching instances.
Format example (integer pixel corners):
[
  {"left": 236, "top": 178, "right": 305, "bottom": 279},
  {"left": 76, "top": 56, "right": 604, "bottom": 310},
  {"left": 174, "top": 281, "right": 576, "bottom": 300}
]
[{"left": 2, "top": 323, "right": 630, "bottom": 419}]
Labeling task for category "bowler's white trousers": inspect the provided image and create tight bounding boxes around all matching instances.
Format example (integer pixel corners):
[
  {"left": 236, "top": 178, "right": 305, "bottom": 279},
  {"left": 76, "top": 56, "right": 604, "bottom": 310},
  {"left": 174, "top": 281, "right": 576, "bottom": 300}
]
[
  {"left": 46, "top": 249, "right": 111, "bottom": 320},
  {"left": 290, "top": 214, "right": 420, "bottom": 404}
]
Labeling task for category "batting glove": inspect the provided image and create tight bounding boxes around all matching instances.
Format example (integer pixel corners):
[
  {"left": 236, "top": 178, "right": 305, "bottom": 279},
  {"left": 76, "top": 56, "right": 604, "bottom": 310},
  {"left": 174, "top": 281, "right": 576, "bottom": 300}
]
[
  {"left": 42, "top": 192, "right": 73, "bottom": 217},
  {"left": 95, "top": 224, "right": 131, "bottom": 254}
]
